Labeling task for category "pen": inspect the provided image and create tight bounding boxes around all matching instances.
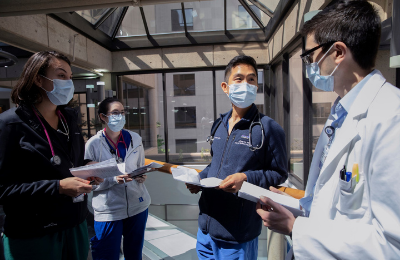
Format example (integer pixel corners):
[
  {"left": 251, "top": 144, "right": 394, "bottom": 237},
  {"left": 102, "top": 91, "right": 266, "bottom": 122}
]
[
  {"left": 345, "top": 172, "right": 352, "bottom": 182},
  {"left": 340, "top": 165, "right": 346, "bottom": 181}
]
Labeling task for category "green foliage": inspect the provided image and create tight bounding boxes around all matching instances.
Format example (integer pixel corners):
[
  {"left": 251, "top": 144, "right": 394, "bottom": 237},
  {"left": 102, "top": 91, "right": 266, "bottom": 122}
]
[
  {"left": 201, "top": 147, "right": 211, "bottom": 161},
  {"left": 157, "top": 134, "right": 165, "bottom": 154}
]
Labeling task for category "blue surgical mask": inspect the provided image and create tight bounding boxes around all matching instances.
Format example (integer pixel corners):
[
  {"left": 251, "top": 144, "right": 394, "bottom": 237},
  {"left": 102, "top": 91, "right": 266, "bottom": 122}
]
[
  {"left": 105, "top": 114, "right": 126, "bottom": 132},
  {"left": 228, "top": 83, "right": 257, "bottom": 108},
  {"left": 40, "top": 75, "right": 74, "bottom": 105},
  {"left": 306, "top": 44, "right": 340, "bottom": 92}
]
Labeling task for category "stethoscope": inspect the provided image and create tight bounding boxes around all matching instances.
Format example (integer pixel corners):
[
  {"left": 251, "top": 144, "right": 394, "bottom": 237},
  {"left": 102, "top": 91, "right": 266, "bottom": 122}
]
[
  {"left": 102, "top": 129, "right": 128, "bottom": 163},
  {"left": 207, "top": 110, "right": 265, "bottom": 151},
  {"left": 32, "top": 106, "right": 69, "bottom": 166}
]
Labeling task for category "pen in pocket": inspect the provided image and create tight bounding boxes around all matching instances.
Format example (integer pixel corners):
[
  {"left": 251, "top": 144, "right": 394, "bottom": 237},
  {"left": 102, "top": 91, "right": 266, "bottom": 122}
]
[{"left": 340, "top": 165, "right": 346, "bottom": 181}]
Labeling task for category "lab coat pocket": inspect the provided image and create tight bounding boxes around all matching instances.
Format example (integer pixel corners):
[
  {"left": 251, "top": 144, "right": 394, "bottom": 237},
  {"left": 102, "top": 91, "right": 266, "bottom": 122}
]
[{"left": 336, "top": 172, "right": 366, "bottom": 218}]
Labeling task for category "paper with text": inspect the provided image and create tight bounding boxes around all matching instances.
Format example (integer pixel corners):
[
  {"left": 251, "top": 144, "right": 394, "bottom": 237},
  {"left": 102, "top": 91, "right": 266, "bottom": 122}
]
[{"left": 70, "top": 158, "right": 123, "bottom": 179}]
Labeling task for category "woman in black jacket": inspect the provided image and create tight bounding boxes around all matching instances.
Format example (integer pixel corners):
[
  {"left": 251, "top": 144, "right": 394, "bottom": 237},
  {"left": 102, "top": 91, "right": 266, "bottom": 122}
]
[{"left": 0, "top": 51, "right": 100, "bottom": 260}]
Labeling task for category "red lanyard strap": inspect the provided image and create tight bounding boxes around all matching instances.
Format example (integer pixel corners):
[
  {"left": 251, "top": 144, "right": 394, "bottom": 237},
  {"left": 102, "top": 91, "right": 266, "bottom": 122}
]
[{"left": 104, "top": 128, "right": 127, "bottom": 158}]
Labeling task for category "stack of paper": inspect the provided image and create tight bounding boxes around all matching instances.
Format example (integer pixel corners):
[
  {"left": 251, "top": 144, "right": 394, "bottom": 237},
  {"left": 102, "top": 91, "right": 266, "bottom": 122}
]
[
  {"left": 70, "top": 159, "right": 123, "bottom": 179},
  {"left": 239, "top": 182, "right": 303, "bottom": 217},
  {"left": 171, "top": 166, "right": 223, "bottom": 188},
  {"left": 70, "top": 159, "right": 163, "bottom": 179}
]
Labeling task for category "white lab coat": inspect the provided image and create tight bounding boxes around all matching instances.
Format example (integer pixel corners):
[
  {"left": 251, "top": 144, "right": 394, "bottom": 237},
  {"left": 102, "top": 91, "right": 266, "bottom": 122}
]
[{"left": 292, "top": 70, "right": 400, "bottom": 259}]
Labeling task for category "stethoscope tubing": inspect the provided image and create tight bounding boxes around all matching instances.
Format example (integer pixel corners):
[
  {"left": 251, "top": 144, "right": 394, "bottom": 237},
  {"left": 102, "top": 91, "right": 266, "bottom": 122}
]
[
  {"left": 32, "top": 106, "right": 68, "bottom": 159},
  {"left": 207, "top": 109, "right": 264, "bottom": 151}
]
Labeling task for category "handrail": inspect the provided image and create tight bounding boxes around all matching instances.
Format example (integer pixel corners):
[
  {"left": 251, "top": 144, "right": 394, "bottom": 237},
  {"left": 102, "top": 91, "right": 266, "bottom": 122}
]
[{"left": 144, "top": 158, "right": 305, "bottom": 199}]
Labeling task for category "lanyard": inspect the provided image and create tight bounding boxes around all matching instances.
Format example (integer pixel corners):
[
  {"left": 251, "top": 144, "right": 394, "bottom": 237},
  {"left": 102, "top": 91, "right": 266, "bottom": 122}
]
[
  {"left": 103, "top": 128, "right": 127, "bottom": 158},
  {"left": 32, "top": 106, "right": 68, "bottom": 165}
]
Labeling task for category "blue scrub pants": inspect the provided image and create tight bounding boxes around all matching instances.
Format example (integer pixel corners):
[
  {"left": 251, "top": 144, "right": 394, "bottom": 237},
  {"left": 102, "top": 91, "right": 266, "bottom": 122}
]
[
  {"left": 196, "top": 228, "right": 258, "bottom": 260},
  {"left": 90, "top": 209, "right": 148, "bottom": 260}
]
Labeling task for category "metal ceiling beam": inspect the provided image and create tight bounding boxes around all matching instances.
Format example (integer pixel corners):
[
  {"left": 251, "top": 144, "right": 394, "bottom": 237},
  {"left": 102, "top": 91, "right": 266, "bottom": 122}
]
[
  {"left": 111, "top": 6, "right": 128, "bottom": 40},
  {"left": 248, "top": 0, "right": 273, "bottom": 18},
  {"left": 94, "top": 7, "right": 117, "bottom": 29},
  {"left": 140, "top": 6, "right": 159, "bottom": 47},
  {"left": 181, "top": 2, "right": 188, "bottom": 35},
  {"left": 238, "top": 0, "right": 265, "bottom": 32},
  {"left": 181, "top": 2, "right": 197, "bottom": 44},
  {"left": 0, "top": 0, "right": 213, "bottom": 17},
  {"left": 224, "top": 0, "right": 227, "bottom": 33},
  {"left": 264, "top": 0, "right": 296, "bottom": 41}
]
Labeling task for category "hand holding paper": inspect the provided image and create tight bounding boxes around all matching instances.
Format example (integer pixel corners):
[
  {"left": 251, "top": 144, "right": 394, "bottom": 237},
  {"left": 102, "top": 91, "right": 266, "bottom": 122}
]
[
  {"left": 218, "top": 172, "right": 247, "bottom": 193},
  {"left": 256, "top": 195, "right": 296, "bottom": 235}
]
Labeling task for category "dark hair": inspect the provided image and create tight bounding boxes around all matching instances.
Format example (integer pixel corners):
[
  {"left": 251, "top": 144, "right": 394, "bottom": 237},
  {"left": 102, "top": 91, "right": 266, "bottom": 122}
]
[
  {"left": 11, "top": 51, "right": 71, "bottom": 105},
  {"left": 301, "top": 0, "right": 381, "bottom": 70},
  {"left": 98, "top": 97, "right": 122, "bottom": 123},
  {"left": 224, "top": 55, "right": 258, "bottom": 82}
]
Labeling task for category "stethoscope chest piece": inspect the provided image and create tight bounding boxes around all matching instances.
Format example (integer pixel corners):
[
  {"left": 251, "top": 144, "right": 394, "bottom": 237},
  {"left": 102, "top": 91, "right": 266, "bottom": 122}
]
[{"left": 50, "top": 155, "right": 62, "bottom": 166}]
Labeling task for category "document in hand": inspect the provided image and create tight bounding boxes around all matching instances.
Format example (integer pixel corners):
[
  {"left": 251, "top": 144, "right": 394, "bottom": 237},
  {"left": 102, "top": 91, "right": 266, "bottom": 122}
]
[
  {"left": 238, "top": 182, "right": 303, "bottom": 217},
  {"left": 128, "top": 162, "right": 163, "bottom": 178},
  {"left": 171, "top": 166, "right": 223, "bottom": 188},
  {"left": 70, "top": 158, "right": 124, "bottom": 179}
]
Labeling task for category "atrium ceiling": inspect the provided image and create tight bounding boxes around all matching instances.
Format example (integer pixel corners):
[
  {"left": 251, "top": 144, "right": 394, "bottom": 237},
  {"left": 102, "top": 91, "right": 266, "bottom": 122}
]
[{"left": 45, "top": 0, "right": 292, "bottom": 51}]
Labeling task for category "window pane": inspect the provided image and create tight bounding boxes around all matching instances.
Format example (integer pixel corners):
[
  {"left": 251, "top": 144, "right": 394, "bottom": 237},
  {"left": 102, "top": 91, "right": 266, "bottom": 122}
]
[
  {"left": 166, "top": 71, "right": 213, "bottom": 164},
  {"left": 98, "top": 7, "right": 125, "bottom": 37},
  {"left": 251, "top": 0, "right": 280, "bottom": 13},
  {"left": 238, "top": 5, "right": 259, "bottom": 28},
  {"left": 244, "top": 0, "right": 271, "bottom": 25},
  {"left": 118, "top": 6, "right": 146, "bottom": 37},
  {"left": 121, "top": 74, "right": 166, "bottom": 161},
  {"left": 144, "top": 3, "right": 183, "bottom": 34},
  {"left": 184, "top": 0, "right": 224, "bottom": 31},
  {"left": 171, "top": 9, "right": 193, "bottom": 31},
  {"left": 76, "top": 9, "right": 109, "bottom": 24},
  {"left": 215, "top": 70, "right": 232, "bottom": 116},
  {"left": 226, "top": 0, "right": 269, "bottom": 30},
  {"left": 174, "top": 107, "right": 196, "bottom": 128},
  {"left": 174, "top": 74, "right": 195, "bottom": 96},
  {"left": 257, "top": 70, "right": 264, "bottom": 93},
  {"left": 289, "top": 48, "right": 304, "bottom": 184},
  {"left": 176, "top": 139, "right": 197, "bottom": 153}
]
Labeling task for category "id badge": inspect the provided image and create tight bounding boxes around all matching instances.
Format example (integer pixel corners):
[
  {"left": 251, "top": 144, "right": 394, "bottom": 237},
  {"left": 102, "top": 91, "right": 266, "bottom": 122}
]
[
  {"left": 319, "top": 146, "right": 330, "bottom": 169},
  {"left": 73, "top": 193, "right": 85, "bottom": 203}
]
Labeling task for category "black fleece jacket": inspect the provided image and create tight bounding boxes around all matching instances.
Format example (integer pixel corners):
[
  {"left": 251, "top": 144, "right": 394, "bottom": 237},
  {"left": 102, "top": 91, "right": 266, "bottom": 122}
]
[{"left": 0, "top": 103, "right": 88, "bottom": 238}]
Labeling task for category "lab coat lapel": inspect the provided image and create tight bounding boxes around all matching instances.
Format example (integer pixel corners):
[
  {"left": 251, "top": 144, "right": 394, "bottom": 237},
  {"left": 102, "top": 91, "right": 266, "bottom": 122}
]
[
  {"left": 317, "top": 70, "right": 386, "bottom": 183},
  {"left": 304, "top": 120, "right": 330, "bottom": 196}
]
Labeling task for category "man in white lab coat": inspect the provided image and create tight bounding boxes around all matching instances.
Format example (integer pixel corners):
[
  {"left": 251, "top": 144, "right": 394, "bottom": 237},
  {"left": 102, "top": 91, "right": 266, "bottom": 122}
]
[{"left": 256, "top": 0, "right": 400, "bottom": 259}]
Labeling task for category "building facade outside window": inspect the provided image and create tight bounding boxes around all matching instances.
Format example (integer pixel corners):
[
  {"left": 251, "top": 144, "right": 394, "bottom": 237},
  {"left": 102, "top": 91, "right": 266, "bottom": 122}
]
[
  {"left": 173, "top": 74, "right": 195, "bottom": 96},
  {"left": 176, "top": 139, "right": 197, "bottom": 153},
  {"left": 171, "top": 8, "right": 193, "bottom": 31},
  {"left": 237, "top": 5, "right": 261, "bottom": 28},
  {"left": 174, "top": 106, "right": 196, "bottom": 129}
]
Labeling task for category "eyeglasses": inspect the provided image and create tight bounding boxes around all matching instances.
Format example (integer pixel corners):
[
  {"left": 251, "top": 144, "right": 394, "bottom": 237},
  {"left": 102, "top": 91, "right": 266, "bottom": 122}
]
[
  {"left": 300, "top": 41, "right": 336, "bottom": 64},
  {"left": 106, "top": 111, "right": 126, "bottom": 117}
]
